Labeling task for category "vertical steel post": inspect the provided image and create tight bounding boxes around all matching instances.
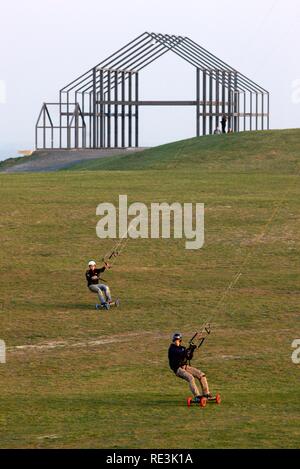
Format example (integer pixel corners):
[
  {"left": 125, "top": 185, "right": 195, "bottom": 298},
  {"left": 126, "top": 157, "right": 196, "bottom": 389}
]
[
  {"left": 43, "top": 104, "right": 46, "bottom": 148},
  {"left": 222, "top": 71, "right": 226, "bottom": 117},
  {"left": 114, "top": 70, "right": 118, "bottom": 147},
  {"left": 92, "top": 67, "right": 97, "bottom": 148},
  {"left": 96, "top": 91, "right": 99, "bottom": 147},
  {"left": 237, "top": 92, "right": 240, "bottom": 132},
  {"left": 202, "top": 70, "right": 207, "bottom": 136},
  {"left": 35, "top": 117, "right": 38, "bottom": 150},
  {"left": 261, "top": 93, "right": 264, "bottom": 130},
  {"left": 234, "top": 72, "right": 238, "bottom": 132},
  {"left": 59, "top": 91, "right": 62, "bottom": 148},
  {"left": 75, "top": 104, "right": 79, "bottom": 148},
  {"left": 267, "top": 93, "right": 270, "bottom": 130},
  {"left": 100, "top": 69, "right": 104, "bottom": 147},
  {"left": 67, "top": 92, "right": 70, "bottom": 148},
  {"left": 250, "top": 92, "right": 253, "bottom": 131},
  {"left": 128, "top": 72, "right": 132, "bottom": 147},
  {"left": 89, "top": 93, "right": 92, "bottom": 148},
  {"left": 216, "top": 70, "right": 220, "bottom": 130},
  {"left": 244, "top": 92, "right": 246, "bottom": 131},
  {"left": 81, "top": 92, "right": 85, "bottom": 148},
  {"left": 196, "top": 68, "right": 200, "bottom": 137},
  {"left": 107, "top": 70, "right": 111, "bottom": 148},
  {"left": 256, "top": 93, "right": 258, "bottom": 130},
  {"left": 228, "top": 72, "right": 232, "bottom": 131},
  {"left": 121, "top": 71, "right": 125, "bottom": 148},
  {"left": 82, "top": 108, "right": 86, "bottom": 149},
  {"left": 135, "top": 72, "right": 139, "bottom": 147},
  {"left": 209, "top": 71, "right": 213, "bottom": 134},
  {"left": 104, "top": 102, "right": 106, "bottom": 147}
]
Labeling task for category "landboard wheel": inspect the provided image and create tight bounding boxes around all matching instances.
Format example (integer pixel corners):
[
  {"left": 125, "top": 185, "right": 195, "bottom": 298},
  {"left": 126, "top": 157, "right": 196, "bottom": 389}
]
[
  {"left": 187, "top": 397, "right": 193, "bottom": 408},
  {"left": 199, "top": 397, "right": 207, "bottom": 408},
  {"left": 216, "top": 394, "right": 221, "bottom": 405}
]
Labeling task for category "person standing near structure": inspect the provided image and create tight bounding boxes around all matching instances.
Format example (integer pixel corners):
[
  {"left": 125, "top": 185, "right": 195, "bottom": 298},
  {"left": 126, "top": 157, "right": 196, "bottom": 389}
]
[{"left": 221, "top": 114, "right": 227, "bottom": 134}]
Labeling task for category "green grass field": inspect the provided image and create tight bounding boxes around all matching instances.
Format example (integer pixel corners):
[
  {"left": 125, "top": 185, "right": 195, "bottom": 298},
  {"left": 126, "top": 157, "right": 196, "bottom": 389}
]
[{"left": 0, "top": 129, "right": 299, "bottom": 448}]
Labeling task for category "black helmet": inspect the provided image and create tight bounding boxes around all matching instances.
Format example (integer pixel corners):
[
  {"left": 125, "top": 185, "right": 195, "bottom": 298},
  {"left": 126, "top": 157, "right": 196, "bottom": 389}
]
[{"left": 172, "top": 332, "right": 183, "bottom": 342}]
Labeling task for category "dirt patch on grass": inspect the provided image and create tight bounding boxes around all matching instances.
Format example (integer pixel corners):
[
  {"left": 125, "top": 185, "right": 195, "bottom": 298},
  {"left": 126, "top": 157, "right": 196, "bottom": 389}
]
[{"left": 7, "top": 331, "right": 164, "bottom": 354}]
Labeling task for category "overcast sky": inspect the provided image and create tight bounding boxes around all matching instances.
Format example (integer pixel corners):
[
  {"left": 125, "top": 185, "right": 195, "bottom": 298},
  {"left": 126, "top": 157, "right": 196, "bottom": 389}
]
[{"left": 0, "top": 0, "right": 299, "bottom": 159}]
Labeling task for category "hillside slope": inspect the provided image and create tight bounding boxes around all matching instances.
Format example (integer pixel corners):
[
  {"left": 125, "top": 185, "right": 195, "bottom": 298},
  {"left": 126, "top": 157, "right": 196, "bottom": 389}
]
[
  {"left": 1, "top": 129, "right": 299, "bottom": 174},
  {"left": 66, "top": 129, "right": 300, "bottom": 173},
  {"left": 0, "top": 148, "right": 147, "bottom": 173}
]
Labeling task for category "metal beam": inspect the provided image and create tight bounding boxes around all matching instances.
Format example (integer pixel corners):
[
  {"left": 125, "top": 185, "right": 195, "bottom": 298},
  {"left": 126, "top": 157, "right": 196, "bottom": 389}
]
[
  {"left": 128, "top": 72, "right": 132, "bottom": 147},
  {"left": 107, "top": 70, "right": 111, "bottom": 147},
  {"left": 100, "top": 69, "right": 104, "bottom": 147},
  {"left": 121, "top": 71, "right": 125, "bottom": 147},
  {"left": 135, "top": 72, "right": 139, "bottom": 147},
  {"left": 215, "top": 70, "right": 220, "bottom": 130},
  {"left": 203, "top": 70, "right": 207, "bottom": 135},
  {"left": 209, "top": 71, "right": 213, "bottom": 134},
  {"left": 196, "top": 68, "right": 200, "bottom": 137},
  {"left": 92, "top": 68, "right": 97, "bottom": 148},
  {"left": 114, "top": 70, "right": 118, "bottom": 147},
  {"left": 96, "top": 100, "right": 230, "bottom": 106}
]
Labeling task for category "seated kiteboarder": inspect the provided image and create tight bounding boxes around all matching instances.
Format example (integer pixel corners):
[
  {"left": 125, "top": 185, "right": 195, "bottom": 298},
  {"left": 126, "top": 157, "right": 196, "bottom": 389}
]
[
  {"left": 168, "top": 332, "right": 212, "bottom": 403},
  {"left": 85, "top": 260, "right": 115, "bottom": 310}
]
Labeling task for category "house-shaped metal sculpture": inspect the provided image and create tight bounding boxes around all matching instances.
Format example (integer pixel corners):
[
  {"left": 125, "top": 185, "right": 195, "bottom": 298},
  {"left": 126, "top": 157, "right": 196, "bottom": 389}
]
[{"left": 36, "top": 32, "right": 269, "bottom": 149}]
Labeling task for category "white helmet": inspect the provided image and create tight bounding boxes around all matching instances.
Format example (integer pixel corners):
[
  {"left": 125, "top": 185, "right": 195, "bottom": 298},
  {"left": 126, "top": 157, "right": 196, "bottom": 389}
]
[
  {"left": 88, "top": 260, "right": 96, "bottom": 266},
  {"left": 172, "top": 332, "right": 183, "bottom": 342}
]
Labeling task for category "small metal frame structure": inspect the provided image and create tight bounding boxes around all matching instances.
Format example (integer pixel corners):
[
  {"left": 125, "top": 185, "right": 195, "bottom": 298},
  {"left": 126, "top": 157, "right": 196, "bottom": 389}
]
[{"left": 36, "top": 32, "right": 269, "bottom": 149}]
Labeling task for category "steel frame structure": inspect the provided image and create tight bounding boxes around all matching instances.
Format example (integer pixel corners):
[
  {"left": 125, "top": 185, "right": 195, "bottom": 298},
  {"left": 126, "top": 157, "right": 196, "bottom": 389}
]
[{"left": 36, "top": 32, "right": 269, "bottom": 149}]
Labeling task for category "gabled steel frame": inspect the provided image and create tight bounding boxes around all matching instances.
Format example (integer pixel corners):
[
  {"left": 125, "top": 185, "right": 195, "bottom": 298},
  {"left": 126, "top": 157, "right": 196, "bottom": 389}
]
[{"left": 35, "top": 32, "right": 269, "bottom": 149}]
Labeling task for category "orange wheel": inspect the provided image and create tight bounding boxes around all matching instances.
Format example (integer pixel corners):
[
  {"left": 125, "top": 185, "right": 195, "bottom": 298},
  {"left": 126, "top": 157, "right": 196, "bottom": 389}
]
[
  {"left": 187, "top": 397, "right": 193, "bottom": 408},
  {"left": 216, "top": 394, "right": 221, "bottom": 405},
  {"left": 200, "top": 397, "right": 207, "bottom": 408}
]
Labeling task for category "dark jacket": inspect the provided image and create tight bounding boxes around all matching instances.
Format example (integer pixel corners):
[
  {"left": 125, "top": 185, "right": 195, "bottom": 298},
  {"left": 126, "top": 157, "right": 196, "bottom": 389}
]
[
  {"left": 85, "top": 267, "right": 106, "bottom": 286},
  {"left": 168, "top": 343, "right": 194, "bottom": 374}
]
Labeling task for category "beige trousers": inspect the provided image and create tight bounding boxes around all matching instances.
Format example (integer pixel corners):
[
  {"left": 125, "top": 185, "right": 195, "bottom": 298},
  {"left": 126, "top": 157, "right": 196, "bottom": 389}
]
[{"left": 176, "top": 365, "right": 209, "bottom": 397}]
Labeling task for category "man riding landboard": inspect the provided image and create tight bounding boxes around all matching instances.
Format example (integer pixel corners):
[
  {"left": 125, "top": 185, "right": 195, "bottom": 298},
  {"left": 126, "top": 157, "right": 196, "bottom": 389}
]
[
  {"left": 168, "top": 332, "right": 213, "bottom": 404},
  {"left": 86, "top": 260, "right": 118, "bottom": 310}
]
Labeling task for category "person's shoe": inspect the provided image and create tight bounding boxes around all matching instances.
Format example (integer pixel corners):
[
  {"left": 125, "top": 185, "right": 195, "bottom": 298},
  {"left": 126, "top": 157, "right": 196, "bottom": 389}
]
[
  {"left": 193, "top": 396, "right": 202, "bottom": 403},
  {"left": 95, "top": 304, "right": 101, "bottom": 310},
  {"left": 103, "top": 302, "right": 110, "bottom": 310},
  {"left": 194, "top": 394, "right": 213, "bottom": 403}
]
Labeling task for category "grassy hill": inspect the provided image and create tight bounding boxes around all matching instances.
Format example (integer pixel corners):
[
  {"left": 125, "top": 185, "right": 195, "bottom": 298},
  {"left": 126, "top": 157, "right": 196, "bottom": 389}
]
[
  {"left": 67, "top": 129, "right": 300, "bottom": 173},
  {"left": 0, "top": 130, "right": 299, "bottom": 448}
]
